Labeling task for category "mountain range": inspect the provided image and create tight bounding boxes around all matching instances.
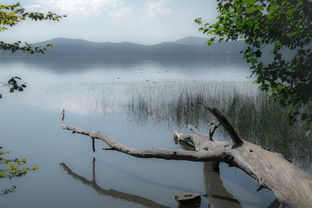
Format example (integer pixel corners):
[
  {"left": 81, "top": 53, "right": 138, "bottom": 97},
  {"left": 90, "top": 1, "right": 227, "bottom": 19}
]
[{"left": 1, "top": 36, "right": 249, "bottom": 57}]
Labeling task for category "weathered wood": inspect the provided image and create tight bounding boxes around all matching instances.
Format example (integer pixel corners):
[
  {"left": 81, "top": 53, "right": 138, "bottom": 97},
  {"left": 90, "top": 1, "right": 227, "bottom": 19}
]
[
  {"left": 199, "top": 101, "right": 242, "bottom": 145},
  {"left": 175, "top": 193, "right": 201, "bottom": 207},
  {"left": 60, "top": 102, "right": 312, "bottom": 208}
]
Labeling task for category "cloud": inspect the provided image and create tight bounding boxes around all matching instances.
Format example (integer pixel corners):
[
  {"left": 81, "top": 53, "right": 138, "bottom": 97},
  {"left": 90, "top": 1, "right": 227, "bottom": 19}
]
[
  {"left": 145, "top": 0, "right": 172, "bottom": 18},
  {"left": 10, "top": 0, "right": 212, "bottom": 44},
  {"left": 28, "top": 0, "right": 131, "bottom": 18}
]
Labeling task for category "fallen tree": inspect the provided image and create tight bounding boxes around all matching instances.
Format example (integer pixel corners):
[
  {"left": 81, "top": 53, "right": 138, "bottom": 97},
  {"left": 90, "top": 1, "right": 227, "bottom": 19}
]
[{"left": 60, "top": 101, "right": 312, "bottom": 208}]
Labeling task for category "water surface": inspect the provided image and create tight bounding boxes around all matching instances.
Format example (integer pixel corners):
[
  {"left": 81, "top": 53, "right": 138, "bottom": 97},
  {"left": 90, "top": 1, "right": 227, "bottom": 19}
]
[{"left": 0, "top": 56, "right": 296, "bottom": 207}]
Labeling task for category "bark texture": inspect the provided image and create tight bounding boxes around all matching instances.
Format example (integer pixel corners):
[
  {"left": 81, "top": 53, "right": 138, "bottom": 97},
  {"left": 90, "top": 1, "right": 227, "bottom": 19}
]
[{"left": 60, "top": 102, "right": 312, "bottom": 208}]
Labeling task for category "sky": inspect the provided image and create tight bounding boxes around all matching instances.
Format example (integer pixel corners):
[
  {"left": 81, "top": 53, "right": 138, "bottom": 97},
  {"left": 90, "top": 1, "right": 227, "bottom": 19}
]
[{"left": 1, "top": 0, "right": 218, "bottom": 44}]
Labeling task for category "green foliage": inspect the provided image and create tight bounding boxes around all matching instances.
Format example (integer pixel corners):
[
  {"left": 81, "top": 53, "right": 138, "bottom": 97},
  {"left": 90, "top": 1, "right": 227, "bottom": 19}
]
[
  {"left": 196, "top": 0, "right": 312, "bottom": 126},
  {"left": 7, "top": 77, "right": 27, "bottom": 92},
  {"left": 0, "top": 76, "right": 27, "bottom": 99},
  {"left": 0, "top": 77, "right": 27, "bottom": 98},
  {"left": 0, "top": 146, "right": 38, "bottom": 195},
  {"left": 0, "top": 2, "right": 64, "bottom": 98},
  {"left": 0, "top": 2, "right": 65, "bottom": 54},
  {"left": 0, "top": 147, "right": 38, "bottom": 179}
]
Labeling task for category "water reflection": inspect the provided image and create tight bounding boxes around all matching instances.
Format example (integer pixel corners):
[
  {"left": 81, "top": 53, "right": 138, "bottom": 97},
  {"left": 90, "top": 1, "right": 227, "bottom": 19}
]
[
  {"left": 0, "top": 57, "right": 300, "bottom": 207},
  {"left": 177, "top": 138, "right": 279, "bottom": 208},
  {"left": 203, "top": 162, "right": 243, "bottom": 208},
  {"left": 0, "top": 56, "right": 247, "bottom": 74},
  {"left": 60, "top": 158, "right": 244, "bottom": 208},
  {"left": 0, "top": 57, "right": 251, "bottom": 115},
  {"left": 61, "top": 154, "right": 280, "bottom": 207},
  {"left": 203, "top": 162, "right": 280, "bottom": 208},
  {"left": 60, "top": 158, "right": 170, "bottom": 208}
]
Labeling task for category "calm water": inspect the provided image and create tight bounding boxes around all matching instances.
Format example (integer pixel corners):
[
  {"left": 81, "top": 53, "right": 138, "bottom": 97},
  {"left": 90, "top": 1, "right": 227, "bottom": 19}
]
[{"left": 0, "top": 56, "right": 284, "bottom": 207}]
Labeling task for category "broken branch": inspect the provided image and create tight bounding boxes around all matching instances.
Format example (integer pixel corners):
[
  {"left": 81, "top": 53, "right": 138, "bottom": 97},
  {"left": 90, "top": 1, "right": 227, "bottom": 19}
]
[{"left": 199, "top": 101, "right": 243, "bottom": 145}]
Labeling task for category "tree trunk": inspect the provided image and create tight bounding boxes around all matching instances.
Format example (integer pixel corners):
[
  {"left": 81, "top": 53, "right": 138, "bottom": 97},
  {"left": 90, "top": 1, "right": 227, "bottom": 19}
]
[{"left": 60, "top": 101, "right": 312, "bottom": 208}]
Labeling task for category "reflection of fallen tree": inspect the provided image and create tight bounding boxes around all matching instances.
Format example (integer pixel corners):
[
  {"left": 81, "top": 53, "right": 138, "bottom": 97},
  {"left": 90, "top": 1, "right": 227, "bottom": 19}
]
[
  {"left": 204, "top": 162, "right": 243, "bottom": 208},
  {"left": 177, "top": 140, "right": 244, "bottom": 208},
  {"left": 178, "top": 139, "right": 277, "bottom": 208},
  {"left": 203, "top": 162, "right": 281, "bottom": 208},
  {"left": 60, "top": 158, "right": 169, "bottom": 208},
  {"left": 61, "top": 101, "right": 312, "bottom": 208}
]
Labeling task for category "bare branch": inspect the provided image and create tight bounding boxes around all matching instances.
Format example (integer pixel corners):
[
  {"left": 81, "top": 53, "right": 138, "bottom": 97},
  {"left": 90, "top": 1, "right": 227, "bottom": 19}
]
[
  {"left": 199, "top": 101, "right": 243, "bottom": 145},
  {"left": 61, "top": 110, "right": 231, "bottom": 162},
  {"left": 91, "top": 137, "right": 95, "bottom": 152},
  {"left": 209, "top": 122, "right": 220, "bottom": 140},
  {"left": 103, "top": 147, "right": 117, "bottom": 151}
]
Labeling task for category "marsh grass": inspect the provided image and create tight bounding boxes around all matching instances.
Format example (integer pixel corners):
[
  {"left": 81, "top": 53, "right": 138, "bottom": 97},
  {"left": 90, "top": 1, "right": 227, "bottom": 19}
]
[{"left": 128, "top": 81, "right": 312, "bottom": 169}]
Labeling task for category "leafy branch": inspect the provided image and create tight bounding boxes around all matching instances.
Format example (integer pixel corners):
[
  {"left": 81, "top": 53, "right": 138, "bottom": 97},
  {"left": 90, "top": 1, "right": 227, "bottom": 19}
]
[{"left": 196, "top": 0, "right": 312, "bottom": 127}]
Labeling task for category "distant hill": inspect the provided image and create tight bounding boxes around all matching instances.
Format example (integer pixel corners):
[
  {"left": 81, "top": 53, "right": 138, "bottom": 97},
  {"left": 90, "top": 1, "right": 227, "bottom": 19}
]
[
  {"left": 173, "top": 36, "right": 209, "bottom": 46},
  {"left": 0, "top": 36, "right": 250, "bottom": 57}
]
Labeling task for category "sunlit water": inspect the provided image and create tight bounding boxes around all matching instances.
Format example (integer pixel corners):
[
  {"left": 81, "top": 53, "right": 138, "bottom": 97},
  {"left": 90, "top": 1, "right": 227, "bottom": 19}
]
[{"left": 0, "top": 56, "right": 281, "bottom": 207}]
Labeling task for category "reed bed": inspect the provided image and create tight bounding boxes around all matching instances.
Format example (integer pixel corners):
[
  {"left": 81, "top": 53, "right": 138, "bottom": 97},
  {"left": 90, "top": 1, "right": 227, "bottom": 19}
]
[{"left": 127, "top": 80, "right": 312, "bottom": 169}]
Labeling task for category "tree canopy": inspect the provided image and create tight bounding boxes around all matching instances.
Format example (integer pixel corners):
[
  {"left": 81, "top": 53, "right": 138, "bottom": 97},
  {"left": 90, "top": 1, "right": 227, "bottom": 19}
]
[
  {"left": 196, "top": 0, "right": 312, "bottom": 127},
  {"left": 0, "top": 2, "right": 65, "bottom": 98},
  {"left": 0, "top": 2, "right": 64, "bottom": 53}
]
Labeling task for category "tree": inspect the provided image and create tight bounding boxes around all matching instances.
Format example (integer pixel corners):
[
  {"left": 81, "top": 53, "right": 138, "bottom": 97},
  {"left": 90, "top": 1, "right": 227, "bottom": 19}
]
[
  {"left": 0, "top": 2, "right": 64, "bottom": 194},
  {"left": 195, "top": 0, "right": 312, "bottom": 127},
  {"left": 0, "top": 2, "right": 65, "bottom": 98},
  {"left": 61, "top": 102, "right": 312, "bottom": 208},
  {"left": 0, "top": 2, "right": 64, "bottom": 53}
]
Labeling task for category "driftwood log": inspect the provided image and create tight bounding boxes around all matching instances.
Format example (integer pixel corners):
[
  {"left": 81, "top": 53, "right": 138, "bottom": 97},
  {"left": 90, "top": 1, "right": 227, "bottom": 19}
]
[{"left": 60, "top": 101, "right": 312, "bottom": 208}]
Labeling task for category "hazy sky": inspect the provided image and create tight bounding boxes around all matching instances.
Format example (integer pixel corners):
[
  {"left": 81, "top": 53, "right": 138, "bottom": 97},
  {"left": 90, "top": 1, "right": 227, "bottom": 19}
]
[{"left": 1, "top": 0, "right": 218, "bottom": 44}]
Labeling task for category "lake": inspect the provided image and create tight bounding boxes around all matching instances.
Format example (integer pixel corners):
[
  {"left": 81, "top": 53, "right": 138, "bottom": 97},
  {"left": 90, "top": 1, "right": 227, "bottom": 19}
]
[{"left": 0, "top": 56, "right": 309, "bottom": 208}]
